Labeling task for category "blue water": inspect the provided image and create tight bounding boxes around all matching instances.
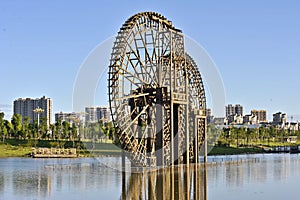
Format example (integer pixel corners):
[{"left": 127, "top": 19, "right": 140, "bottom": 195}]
[{"left": 0, "top": 154, "right": 300, "bottom": 200}]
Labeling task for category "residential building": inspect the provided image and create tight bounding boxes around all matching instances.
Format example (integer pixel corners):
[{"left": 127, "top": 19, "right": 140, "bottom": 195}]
[
  {"left": 55, "top": 112, "right": 82, "bottom": 124},
  {"left": 225, "top": 104, "right": 243, "bottom": 117},
  {"left": 13, "top": 96, "right": 52, "bottom": 127},
  {"left": 85, "top": 106, "right": 110, "bottom": 123},
  {"left": 206, "top": 108, "right": 213, "bottom": 124},
  {"left": 227, "top": 114, "right": 243, "bottom": 125},
  {"left": 225, "top": 104, "right": 235, "bottom": 117},
  {"left": 206, "top": 108, "right": 211, "bottom": 118},
  {"left": 273, "top": 112, "right": 287, "bottom": 124},
  {"left": 212, "top": 117, "right": 225, "bottom": 125},
  {"left": 243, "top": 114, "right": 258, "bottom": 125},
  {"left": 235, "top": 104, "right": 243, "bottom": 116},
  {"left": 251, "top": 110, "right": 267, "bottom": 123}
]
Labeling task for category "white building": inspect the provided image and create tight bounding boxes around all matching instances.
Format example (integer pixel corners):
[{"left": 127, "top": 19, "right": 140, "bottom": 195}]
[
  {"left": 55, "top": 112, "right": 82, "bottom": 124},
  {"left": 243, "top": 114, "right": 258, "bottom": 125},
  {"left": 85, "top": 106, "right": 110, "bottom": 123},
  {"left": 227, "top": 114, "right": 243, "bottom": 125}
]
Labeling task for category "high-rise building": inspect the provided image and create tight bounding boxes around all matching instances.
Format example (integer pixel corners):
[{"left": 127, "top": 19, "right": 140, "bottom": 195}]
[
  {"left": 273, "top": 112, "right": 286, "bottom": 124},
  {"left": 235, "top": 104, "right": 243, "bottom": 116},
  {"left": 225, "top": 104, "right": 243, "bottom": 117},
  {"left": 251, "top": 110, "right": 267, "bottom": 123},
  {"left": 13, "top": 96, "right": 52, "bottom": 127},
  {"left": 55, "top": 112, "right": 82, "bottom": 124},
  {"left": 206, "top": 108, "right": 211, "bottom": 117},
  {"left": 206, "top": 108, "right": 213, "bottom": 124},
  {"left": 225, "top": 104, "right": 234, "bottom": 117},
  {"left": 85, "top": 106, "right": 110, "bottom": 123},
  {"left": 243, "top": 114, "right": 258, "bottom": 125}
]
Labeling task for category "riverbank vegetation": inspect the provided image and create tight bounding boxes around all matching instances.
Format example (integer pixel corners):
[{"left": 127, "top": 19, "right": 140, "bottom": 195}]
[
  {"left": 1, "top": 112, "right": 300, "bottom": 157},
  {"left": 213, "top": 126, "right": 300, "bottom": 147},
  {"left": 0, "top": 144, "right": 32, "bottom": 157}
]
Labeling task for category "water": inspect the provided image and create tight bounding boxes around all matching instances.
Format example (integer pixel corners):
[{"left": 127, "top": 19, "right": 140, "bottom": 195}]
[{"left": 0, "top": 154, "right": 300, "bottom": 200}]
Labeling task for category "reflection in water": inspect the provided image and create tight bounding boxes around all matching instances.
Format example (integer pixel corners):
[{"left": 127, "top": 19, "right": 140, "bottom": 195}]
[
  {"left": 0, "top": 158, "right": 122, "bottom": 200},
  {"left": 0, "top": 172, "right": 4, "bottom": 194},
  {"left": 121, "top": 164, "right": 208, "bottom": 200},
  {"left": 2, "top": 155, "right": 300, "bottom": 199},
  {"left": 12, "top": 171, "right": 51, "bottom": 199}
]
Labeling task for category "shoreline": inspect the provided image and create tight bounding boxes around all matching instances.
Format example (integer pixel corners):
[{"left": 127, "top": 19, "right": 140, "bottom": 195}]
[
  {"left": 1, "top": 139, "right": 299, "bottom": 158},
  {"left": 0, "top": 143, "right": 287, "bottom": 159}
]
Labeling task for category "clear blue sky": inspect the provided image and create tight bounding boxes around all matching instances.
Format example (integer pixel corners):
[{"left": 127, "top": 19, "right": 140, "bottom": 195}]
[{"left": 0, "top": 0, "right": 299, "bottom": 121}]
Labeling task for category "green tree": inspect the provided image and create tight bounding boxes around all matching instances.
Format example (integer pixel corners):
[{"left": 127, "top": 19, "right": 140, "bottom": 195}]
[
  {"left": 11, "top": 114, "right": 22, "bottom": 138},
  {"left": 40, "top": 117, "right": 49, "bottom": 139},
  {"left": 230, "top": 126, "right": 238, "bottom": 147},
  {"left": 21, "top": 116, "right": 31, "bottom": 139},
  {"left": 247, "top": 128, "right": 258, "bottom": 146},
  {"left": 259, "top": 127, "right": 268, "bottom": 145},
  {"left": 62, "top": 121, "right": 70, "bottom": 140},
  {"left": 5, "top": 120, "right": 13, "bottom": 139},
  {"left": 70, "top": 125, "right": 77, "bottom": 147},
  {"left": 54, "top": 119, "right": 63, "bottom": 139},
  {"left": 238, "top": 127, "right": 246, "bottom": 146},
  {"left": 0, "top": 112, "right": 4, "bottom": 128},
  {"left": 0, "top": 112, "right": 6, "bottom": 143}
]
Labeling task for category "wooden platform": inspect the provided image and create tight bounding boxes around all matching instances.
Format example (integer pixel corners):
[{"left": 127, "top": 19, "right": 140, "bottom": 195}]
[{"left": 31, "top": 147, "right": 77, "bottom": 158}]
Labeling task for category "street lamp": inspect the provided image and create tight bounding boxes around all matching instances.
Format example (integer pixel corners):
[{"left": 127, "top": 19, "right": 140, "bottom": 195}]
[{"left": 33, "top": 107, "right": 44, "bottom": 128}]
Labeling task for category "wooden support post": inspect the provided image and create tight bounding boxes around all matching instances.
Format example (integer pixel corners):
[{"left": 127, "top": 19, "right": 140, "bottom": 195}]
[
  {"left": 156, "top": 87, "right": 164, "bottom": 166},
  {"left": 156, "top": 169, "right": 165, "bottom": 200},
  {"left": 121, "top": 150, "right": 126, "bottom": 200},
  {"left": 122, "top": 150, "right": 126, "bottom": 171},
  {"left": 173, "top": 104, "right": 179, "bottom": 165},
  {"left": 204, "top": 117, "right": 207, "bottom": 164},
  {"left": 194, "top": 117, "right": 199, "bottom": 164}
]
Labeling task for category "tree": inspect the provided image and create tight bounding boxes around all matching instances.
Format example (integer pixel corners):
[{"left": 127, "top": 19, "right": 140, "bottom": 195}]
[
  {"left": 259, "top": 127, "right": 268, "bottom": 145},
  {"left": 238, "top": 127, "right": 246, "bottom": 146},
  {"left": 62, "top": 121, "right": 70, "bottom": 140},
  {"left": 70, "top": 125, "right": 77, "bottom": 147},
  {"left": 245, "top": 128, "right": 256, "bottom": 146},
  {"left": 54, "top": 119, "right": 63, "bottom": 140},
  {"left": 39, "top": 117, "right": 49, "bottom": 139},
  {"left": 0, "top": 112, "right": 5, "bottom": 143},
  {"left": 11, "top": 114, "right": 22, "bottom": 138},
  {"left": 21, "top": 116, "right": 31, "bottom": 139},
  {"left": 4, "top": 120, "right": 13, "bottom": 140},
  {"left": 230, "top": 126, "right": 238, "bottom": 147}
]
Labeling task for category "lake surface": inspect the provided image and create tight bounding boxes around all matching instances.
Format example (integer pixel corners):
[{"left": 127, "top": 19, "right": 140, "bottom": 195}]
[{"left": 0, "top": 154, "right": 300, "bottom": 200}]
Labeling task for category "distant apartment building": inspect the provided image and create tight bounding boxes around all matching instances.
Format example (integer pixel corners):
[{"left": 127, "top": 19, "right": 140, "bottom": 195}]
[
  {"left": 206, "top": 108, "right": 213, "bottom": 124},
  {"left": 251, "top": 110, "right": 267, "bottom": 123},
  {"left": 55, "top": 112, "right": 82, "bottom": 124},
  {"left": 212, "top": 117, "right": 226, "bottom": 125},
  {"left": 227, "top": 114, "right": 243, "bottom": 125},
  {"left": 13, "top": 96, "right": 52, "bottom": 127},
  {"left": 273, "top": 112, "right": 287, "bottom": 124},
  {"left": 235, "top": 104, "right": 243, "bottom": 116},
  {"left": 206, "top": 108, "right": 211, "bottom": 117},
  {"left": 85, "top": 106, "right": 110, "bottom": 123},
  {"left": 225, "top": 104, "right": 243, "bottom": 117},
  {"left": 225, "top": 104, "right": 234, "bottom": 117},
  {"left": 243, "top": 114, "right": 258, "bottom": 125}
]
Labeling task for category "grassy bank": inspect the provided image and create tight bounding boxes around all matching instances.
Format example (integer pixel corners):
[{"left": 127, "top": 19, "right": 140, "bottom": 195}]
[
  {"left": 0, "top": 139, "right": 122, "bottom": 158},
  {"left": 0, "top": 139, "right": 290, "bottom": 158},
  {"left": 0, "top": 144, "right": 32, "bottom": 158},
  {"left": 208, "top": 146, "right": 264, "bottom": 156}
]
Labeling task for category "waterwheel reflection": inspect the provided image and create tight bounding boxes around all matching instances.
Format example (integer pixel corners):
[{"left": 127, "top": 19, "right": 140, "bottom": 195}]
[{"left": 121, "top": 164, "right": 208, "bottom": 200}]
